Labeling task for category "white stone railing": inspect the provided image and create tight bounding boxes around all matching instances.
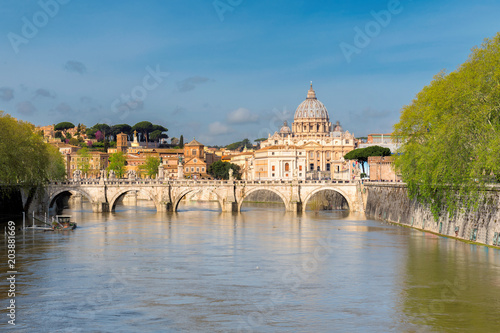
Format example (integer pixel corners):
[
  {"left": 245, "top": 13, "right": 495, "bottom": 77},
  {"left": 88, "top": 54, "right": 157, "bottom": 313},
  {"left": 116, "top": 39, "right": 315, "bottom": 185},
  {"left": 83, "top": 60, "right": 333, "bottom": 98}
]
[{"left": 48, "top": 179, "right": 358, "bottom": 186}]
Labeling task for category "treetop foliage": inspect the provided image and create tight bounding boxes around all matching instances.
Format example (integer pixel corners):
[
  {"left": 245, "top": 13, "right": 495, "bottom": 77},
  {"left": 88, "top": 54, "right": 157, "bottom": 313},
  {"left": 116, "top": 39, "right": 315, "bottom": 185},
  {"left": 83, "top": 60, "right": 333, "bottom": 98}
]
[
  {"left": 207, "top": 161, "right": 241, "bottom": 180},
  {"left": 226, "top": 138, "right": 252, "bottom": 151},
  {"left": 1, "top": 112, "right": 66, "bottom": 185},
  {"left": 54, "top": 122, "right": 75, "bottom": 131},
  {"left": 107, "top": 152, "right": 126, "bottom": 178},
  {"left": 344, "top": 146, "right": 391, "bottom": 173},
  {"left": 393, "top": 32, "right": 500, "bottom": 219}
]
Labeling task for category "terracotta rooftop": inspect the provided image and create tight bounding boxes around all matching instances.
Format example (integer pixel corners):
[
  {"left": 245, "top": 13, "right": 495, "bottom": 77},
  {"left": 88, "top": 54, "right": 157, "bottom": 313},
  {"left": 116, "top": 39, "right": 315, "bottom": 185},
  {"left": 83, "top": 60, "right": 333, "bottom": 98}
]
[{"left": 185, "top": 138, "right": 204, "bottom": 146}]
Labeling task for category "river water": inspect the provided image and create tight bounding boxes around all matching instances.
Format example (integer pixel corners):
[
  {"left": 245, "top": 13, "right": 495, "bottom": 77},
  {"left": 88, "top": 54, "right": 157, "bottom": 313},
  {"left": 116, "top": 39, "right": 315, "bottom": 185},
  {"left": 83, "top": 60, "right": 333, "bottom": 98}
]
[{"left": 1, "top": 199, "right": 500, "bottom": 332}]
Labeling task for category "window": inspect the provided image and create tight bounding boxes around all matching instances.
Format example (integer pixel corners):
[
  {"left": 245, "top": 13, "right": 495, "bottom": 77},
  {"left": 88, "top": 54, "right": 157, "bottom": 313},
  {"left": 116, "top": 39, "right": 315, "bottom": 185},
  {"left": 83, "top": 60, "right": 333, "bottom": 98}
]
[
  {"left": 196, "top": 167, "right": 199, "bottom": 172},
  {"left": 317, "top": 166, "right": 320, "bottom": 171},
  {"left": 274, "top": 140, "right": 278, "bottom": 144},
  {"left": 272, "top": 166, "right": 275, "bottom": 171},
  {"left": 285, "top": 163, "right": 290, "bottom": 172},
  {"left": 299, "top": 173, "right": 302, "bottom": 177},
  {"left": 193, "top": 158, "right": 197, "bottom": 163},
  {"left": 326, "top": 164, "right": 330, "bottom": 171},
  {"left": 272, "top": 173, "right": 275, "bottom": 177},
  {"left": 326, "top": 152, "right": 330, "bottom": 158},
  {"left": 202, "top": 167, "right": 205, "bottom": 172},
  {"left": 316, "top": 152, "right": 320, "bottom": 158},
  {"left": 191, "top": 167, "right": 194, "bottom": 172},
  {"left": 346, "top": 140, "right": 349, "bottom": 144},
  {"left": 310, "top": 164, "right": 314, "bottom": 171},
  {"left": 272, "top": 152, "right": 275, "bottom": 155},
  {"left": 336, "top": 166, "right": 340, "bottom": 172},
  {"left": 185, "top": 167, "right": 188, "bottom": 172},
  {"left": 309, "top": 152, "right": 313, "bottom": 158},
  {"left": 299, "top": 165, "right": 302, "bottom": 171},
  {"left": 192, "top": 149, "right": 196, "bottom": 155}
]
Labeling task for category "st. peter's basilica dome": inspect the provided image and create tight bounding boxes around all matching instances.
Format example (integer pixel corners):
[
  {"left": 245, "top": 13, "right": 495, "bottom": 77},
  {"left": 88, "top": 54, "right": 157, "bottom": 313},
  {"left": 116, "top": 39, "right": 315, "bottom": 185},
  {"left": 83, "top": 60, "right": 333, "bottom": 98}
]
[{"left": 293, "top": 83, "right": 330, "bottom": 120}]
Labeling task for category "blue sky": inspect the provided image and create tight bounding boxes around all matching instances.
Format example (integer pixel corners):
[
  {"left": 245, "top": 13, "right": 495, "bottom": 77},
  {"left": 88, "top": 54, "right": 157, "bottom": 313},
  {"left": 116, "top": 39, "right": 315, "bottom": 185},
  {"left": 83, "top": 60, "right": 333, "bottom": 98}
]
[{"left": 0, "top": 0, "right": 499, "bottom": 145}]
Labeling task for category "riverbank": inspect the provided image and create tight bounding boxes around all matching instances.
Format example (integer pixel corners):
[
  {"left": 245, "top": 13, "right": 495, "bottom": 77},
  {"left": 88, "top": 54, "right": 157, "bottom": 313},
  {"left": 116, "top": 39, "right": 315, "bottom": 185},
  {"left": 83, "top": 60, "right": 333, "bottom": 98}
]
[{"left": 364, "top": 183, "right": 500, "bottom": 248}]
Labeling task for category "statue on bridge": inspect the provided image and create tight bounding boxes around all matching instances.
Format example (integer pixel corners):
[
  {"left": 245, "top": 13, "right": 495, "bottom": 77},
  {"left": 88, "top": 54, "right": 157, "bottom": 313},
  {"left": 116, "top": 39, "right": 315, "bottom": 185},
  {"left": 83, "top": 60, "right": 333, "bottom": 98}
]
[
  {"left": 158, "top": 165, "right": 165, "bottom": 180},
  {"left": 229, "top": 168, "right": 234, "bottom": 181},
  {"left": 127, "top": 169, "right": 137, "bottom": 180},
  {"left": 73, "top": 169, "right": 82, "bottom": 181},
  {"left": 109, "top": 169, "right": 116, "bottom": 180}
]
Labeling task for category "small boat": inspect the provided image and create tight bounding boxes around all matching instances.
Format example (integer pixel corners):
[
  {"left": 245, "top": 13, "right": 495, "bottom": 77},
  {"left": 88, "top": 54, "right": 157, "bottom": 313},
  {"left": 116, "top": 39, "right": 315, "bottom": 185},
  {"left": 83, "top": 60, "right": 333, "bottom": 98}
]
[{"left": 51, "top": 215, "right": 77, "bottom": 230}]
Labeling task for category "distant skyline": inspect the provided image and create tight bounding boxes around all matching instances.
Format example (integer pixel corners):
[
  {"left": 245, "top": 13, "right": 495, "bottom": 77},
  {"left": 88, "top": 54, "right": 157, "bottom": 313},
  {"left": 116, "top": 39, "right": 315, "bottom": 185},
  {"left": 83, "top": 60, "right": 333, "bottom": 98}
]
[{"left": 1, "top": 0, "right": 499, "bottom": 145}]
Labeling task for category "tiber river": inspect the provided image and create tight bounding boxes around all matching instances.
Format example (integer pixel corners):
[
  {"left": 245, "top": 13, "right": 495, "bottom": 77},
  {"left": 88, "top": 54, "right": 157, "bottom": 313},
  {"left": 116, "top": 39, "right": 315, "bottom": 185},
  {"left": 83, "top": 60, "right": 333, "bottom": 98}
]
[{"left": 1, "top": 193, "right": 500, "bottom": 333}]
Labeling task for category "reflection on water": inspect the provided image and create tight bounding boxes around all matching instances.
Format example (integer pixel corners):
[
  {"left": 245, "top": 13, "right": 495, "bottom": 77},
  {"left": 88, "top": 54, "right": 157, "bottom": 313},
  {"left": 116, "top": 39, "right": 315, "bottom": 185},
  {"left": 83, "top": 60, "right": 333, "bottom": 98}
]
[{"left": 1, "top": 200, "right": 499, "bottom": 332}]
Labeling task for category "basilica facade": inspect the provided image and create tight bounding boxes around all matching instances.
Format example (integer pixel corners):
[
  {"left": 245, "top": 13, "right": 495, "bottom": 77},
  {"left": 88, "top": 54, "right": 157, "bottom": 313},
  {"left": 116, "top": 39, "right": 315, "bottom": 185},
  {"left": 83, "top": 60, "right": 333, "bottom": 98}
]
[{"left": 250, "top": 84, "right": 357, "bottom": 180}]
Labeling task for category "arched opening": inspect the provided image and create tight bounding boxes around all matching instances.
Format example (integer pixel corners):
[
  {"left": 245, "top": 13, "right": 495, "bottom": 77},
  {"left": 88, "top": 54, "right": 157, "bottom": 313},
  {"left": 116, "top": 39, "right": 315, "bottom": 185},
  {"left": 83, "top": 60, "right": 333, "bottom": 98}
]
[
  {"left": 110, "top": 190, "right": 157, "bottom": 212},
  {"left": 304, "top": 189, "right": 349, "bottom": 214},
  {"left": 49, "top": 190, "right": 92, "bottom": 214},
  {"left": 175, "top": 189, "right": 222, "bottom": 212},
  {"left": 285, "top": 163, "right": 290, "bottom": 172},
  {"left": 239, "top": 189, "right": 287, "bottom": 212}
]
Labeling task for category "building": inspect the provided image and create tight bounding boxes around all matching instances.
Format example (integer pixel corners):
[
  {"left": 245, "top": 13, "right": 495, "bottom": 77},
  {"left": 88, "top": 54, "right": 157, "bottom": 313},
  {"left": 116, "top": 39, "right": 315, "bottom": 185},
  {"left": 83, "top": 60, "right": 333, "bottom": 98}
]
[
  {"left": 258, "top": 84, "right": 357, "bottom": 180},
  {"left": 252, "top": 145, "right": 307, "bottom": 181},
  {"left": 367, "top": 156, "right": 401, "bottom": 182},
  {"left": 116, "top": 133, "right": 128, "bottom": 153},
  {"left": 69, "top": 151, "right": 109, "bottom": 178},
  {"left": 182, "top": 138, "right": 220, "bottom": 179}
]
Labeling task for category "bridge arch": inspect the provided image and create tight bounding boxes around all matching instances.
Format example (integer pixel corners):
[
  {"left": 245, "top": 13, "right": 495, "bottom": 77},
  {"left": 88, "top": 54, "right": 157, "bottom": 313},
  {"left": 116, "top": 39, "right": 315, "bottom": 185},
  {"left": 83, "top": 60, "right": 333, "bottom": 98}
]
[
  {"left": 302, "top": 187, "right": 352, "bottom": 212},
  {"left": 48, "top": 188, "right": 93, "bottom": 210},
  {"left": 238, "top": 187, "right": 289, "bottom": 212},
  {"left": 108, "top": 189, "right": 160, "bottom": 212},
  {"left": 173, "top": 188, "right": 224, "bottom": 212}
]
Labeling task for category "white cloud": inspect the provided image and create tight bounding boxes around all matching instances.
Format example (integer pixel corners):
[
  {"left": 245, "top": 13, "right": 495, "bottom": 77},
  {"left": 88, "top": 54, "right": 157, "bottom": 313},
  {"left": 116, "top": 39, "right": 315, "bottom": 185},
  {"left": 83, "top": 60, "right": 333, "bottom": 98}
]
[
  {"left": 227, "top": 107, "right": 259, "bottom": 124},
  {"left": 208, "top": 121, "right": 234, "bottom": 135}
]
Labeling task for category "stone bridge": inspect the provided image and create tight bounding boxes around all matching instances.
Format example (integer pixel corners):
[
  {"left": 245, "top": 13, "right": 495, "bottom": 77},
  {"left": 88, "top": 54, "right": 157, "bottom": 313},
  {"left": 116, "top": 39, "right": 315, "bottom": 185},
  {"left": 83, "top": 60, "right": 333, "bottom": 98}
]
[{"left": 45, "top": 179, "right": 366, "bottom": 213}]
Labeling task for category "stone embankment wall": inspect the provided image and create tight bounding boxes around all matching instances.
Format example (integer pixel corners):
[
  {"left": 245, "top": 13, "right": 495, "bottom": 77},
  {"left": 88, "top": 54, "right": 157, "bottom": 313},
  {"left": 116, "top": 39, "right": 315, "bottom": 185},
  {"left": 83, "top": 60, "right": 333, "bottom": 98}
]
[{"left": 365, "top": 183, "right": 500, "bottom": 247}]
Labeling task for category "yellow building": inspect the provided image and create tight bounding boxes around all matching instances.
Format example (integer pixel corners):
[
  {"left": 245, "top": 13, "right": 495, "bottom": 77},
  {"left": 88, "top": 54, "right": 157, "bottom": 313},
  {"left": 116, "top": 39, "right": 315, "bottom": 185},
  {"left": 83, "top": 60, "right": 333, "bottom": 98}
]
[{"left": 69, "top": 151, "right": 109, "bottom": 178}]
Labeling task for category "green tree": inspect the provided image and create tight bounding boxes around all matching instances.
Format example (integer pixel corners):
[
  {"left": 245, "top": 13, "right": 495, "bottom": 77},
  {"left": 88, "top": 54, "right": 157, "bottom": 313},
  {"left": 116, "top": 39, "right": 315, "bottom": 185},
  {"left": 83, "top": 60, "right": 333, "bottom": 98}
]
[
  {"left": 107, "top": 152, "right": 126, "bottom": 178},
  {"left": 149, "top": 130, "right": 168, "bottom": 142},
  {"left": 110, "top": 124, "right": 132, "bottom": 140},
  {"left": 226, "top": 141, "right": 241, "bottom": 150},
  {"left": 55, "top": 131, "right": 63, "bottom": 140},
  {"left": 69, "top": 137, "right": 79, "bottom": 146},
  {"left": 140, "top": 156, "right": 161, "bottom": 178},
  {"left": 0, "top": 112, "right": 66, "bottom": 185},
  {"left": 132, "top": 121, "right": 153, "bottom": 145},
  {"left": 179, "top": 135, "right": 184, "bottom": 148},
  {"left": 393, "top": 33, "right": 500, "bottom": 219},
  {"left": 344, "top": 146, "right": 391, "bottom": 173},
  {"left": 77, "top": 147, "right": 91, "bottom": 175},
  {"left": 207, "top": 161, "right": 241, "bottom": 180},
  {"left": 240, "top": 138, "right": 252, "bottom": 149},
  {"left": 54, "top": 121, "right": 75, "bottom": 132},
  {"left": 0, "top": 112, "right": 66, "bottom": 210}
]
